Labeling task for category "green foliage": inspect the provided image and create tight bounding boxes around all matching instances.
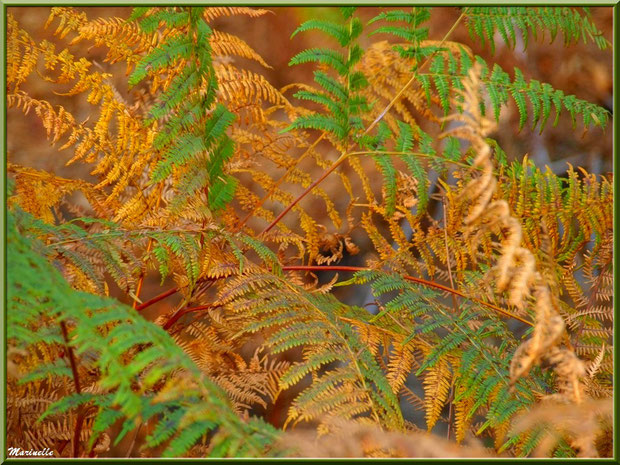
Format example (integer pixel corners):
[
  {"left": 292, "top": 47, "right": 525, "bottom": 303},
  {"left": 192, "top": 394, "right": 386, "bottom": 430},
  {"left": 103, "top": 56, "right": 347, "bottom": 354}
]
[
  {"left": 8, "top": 207, "right": 278, "bottom": 457},
  {"left": 130, "top": 7, "right": 237, "bottom": 213},
  {"left": 219, "top": 271, "right": 404, "bottom": 430},
  {"left": 287, "top": 9, "right": 368, "bottom": 143},
  {"left": 368, "top": 7, "right": 438, "bottom": 66},
  {"left": 349, "top": 269, "right": 547, "bottom": 444},
  {"left": 463, "top": 7, "right": 610, "bottom": 53},
  {"left": 7, "top": 5, "right": 611, "bottom": 459},
  {"left": 363, "top": 8, "right": 609, "bottom": 129},
  {"left": 417, "top": 51, "right": 609, "bottom": 130}
]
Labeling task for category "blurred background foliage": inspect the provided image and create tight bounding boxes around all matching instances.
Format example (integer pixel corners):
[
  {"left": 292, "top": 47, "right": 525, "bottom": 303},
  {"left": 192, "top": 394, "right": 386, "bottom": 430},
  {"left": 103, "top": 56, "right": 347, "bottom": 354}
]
[{"left": 8, "top": 6, "right": 612, "bottom": 179}]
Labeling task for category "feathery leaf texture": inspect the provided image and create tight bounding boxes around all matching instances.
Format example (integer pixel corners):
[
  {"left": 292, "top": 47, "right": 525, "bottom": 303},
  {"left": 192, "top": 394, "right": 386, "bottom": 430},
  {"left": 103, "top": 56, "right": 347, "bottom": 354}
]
[
  {"left": 7, "top": 6, "right": 611, "bottom": 458},
  {"left": 463, "top": 7, "right": 610, "bottom": 53},
  {"left": 8, "top": 207, "right": 277, "bottom": 457}
]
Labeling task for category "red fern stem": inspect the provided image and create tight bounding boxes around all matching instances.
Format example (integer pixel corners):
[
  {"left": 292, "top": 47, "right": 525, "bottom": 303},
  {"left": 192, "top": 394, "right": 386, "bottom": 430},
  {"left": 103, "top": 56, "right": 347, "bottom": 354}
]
[
  {"left": 282, "top": 265, "right": 533, "bottom": 326},
  {"left": 162, "top": 304, "right": 214, "bottom": 331},
  {"left": 135, "top": 265, "right": 531, "bottom": 327},
  {"left": 261, "top": 153, "right": 348, "bottom": 235},
  {"left": 60, "top": 321, "right": 84, "bottom": 457},
  {"left": 135, "top": 287, "right": 178, "bottom": 311}
]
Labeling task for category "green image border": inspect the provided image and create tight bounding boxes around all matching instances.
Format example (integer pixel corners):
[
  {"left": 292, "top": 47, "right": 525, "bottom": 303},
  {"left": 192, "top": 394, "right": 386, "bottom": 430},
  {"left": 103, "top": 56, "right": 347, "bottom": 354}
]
[{"left": 1, "top": 1, "right": 617, "bottom": 463}]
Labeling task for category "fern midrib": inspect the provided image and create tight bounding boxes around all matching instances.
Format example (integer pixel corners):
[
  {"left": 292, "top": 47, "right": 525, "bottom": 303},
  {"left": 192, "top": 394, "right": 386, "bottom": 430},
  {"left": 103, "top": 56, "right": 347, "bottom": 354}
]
[
  {"left": 363, "top": 9, "right": 468, "bottom": 135},
  {"left": 421, "top": 71, "right": 612, "bottom": 117},
  {"left": 283, "top": 265, "right": 533, "bottom": 327},
  {"left": 246, "top": 10, "right": 470, "bottom": 235},
  {"left": 275, "top": 275, "right": 400, "bottom": 430}
]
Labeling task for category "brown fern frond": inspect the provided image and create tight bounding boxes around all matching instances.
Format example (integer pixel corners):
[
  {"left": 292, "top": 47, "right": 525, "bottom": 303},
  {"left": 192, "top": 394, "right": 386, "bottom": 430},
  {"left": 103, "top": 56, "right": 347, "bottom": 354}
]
[{"left": 441, "top": 64, "right": 590, "bottom": 406}]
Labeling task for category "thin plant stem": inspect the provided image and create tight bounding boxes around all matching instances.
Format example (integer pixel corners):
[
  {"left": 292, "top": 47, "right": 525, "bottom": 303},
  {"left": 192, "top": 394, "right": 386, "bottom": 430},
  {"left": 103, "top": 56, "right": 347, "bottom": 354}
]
[
  {"left": 60, "top": 321, "right": 83, "bottom": 458},
  {"left": 234, "top": 133, "right": 326, "bottom": 233},
  {"left": 363, "top": 10, "right": 467, "bottom": 135},
  {"left": 163, "top": 304, "right": 215, "bottom": 331},
  {"left": 261, "top": 152, "right": 348, "bottom": 235},
  {"left": 259, "top": 11, "right": 468, "bottom": 234},
  {"left": 283, "top": 265, "right": 532, "bottom": 326},
  {"left": 135, "top": 287, "right": 179, "bottom": 312},
  {"left": 443, "top": 201, "right": 460, "bottom": 313},
  {"left": 133, "top": 184, "right": 165, "bottom": 309}
]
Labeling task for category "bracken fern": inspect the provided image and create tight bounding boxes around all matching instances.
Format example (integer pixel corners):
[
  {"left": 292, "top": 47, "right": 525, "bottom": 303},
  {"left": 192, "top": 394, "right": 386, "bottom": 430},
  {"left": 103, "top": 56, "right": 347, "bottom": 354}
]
[{"left": 7, "top": 6, "right": 612, "bottom": 458}]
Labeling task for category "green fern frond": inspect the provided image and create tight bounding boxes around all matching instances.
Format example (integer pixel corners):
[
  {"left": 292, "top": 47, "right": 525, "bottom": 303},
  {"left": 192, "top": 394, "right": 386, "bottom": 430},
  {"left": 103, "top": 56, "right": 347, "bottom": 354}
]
[
  {"left": 218, "top": 271, "right": 404, "bottom": 430},
  {"left": 130, "top": 7, "right": 237, "bottom": 213},
  {"left": 463, "top": 7, "right": 610, "bottom": 53},
  {"left": 369, "top": 8, "right": 431, "bottom": 28},
  {"left": 292, "top": 17, "right": 362, "bottom": 47},
  {"left": 421, "top": 53, "right": 609, "bottom": 131},
  {"left": 368, "top": 8, "right": 433, "bottom": 64},
  {"left": 289, "top": 48, "right": 348, "bottom": 75},
  {"left": 287, "top": 11, "right": 371, "bottom": 144},
  {"left": 8, "top": 207, "right": 278, "bottom": 457},
  {"left": 287, "top": 113, "right": 348, "bottom": 140},
  {"left": 396, "top": 122, "right": 430, "bottom": 214}
]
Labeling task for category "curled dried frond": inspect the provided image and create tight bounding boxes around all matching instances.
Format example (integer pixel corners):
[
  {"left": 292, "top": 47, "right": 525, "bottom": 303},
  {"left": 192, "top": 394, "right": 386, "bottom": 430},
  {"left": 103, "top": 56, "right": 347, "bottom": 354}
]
[
  {"left": 510, "top": 398, "right": 612, "bottom": 457},
  {"left": 442, "top": 64, "right": 588, "bottom": 404}
]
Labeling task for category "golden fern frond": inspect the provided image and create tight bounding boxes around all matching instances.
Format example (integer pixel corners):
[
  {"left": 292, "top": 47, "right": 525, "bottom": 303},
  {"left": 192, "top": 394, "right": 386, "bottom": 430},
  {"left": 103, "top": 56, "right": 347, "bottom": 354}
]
[
  {"left": 175, "top": 320, "right": 289, "bottom": 412},
  {"left": 7, "top": 14, "right": 39, "bottom": 91},
  {"left": 421, "top": 351, "right": 453, "bottom": 431},
  {"left": 8, "top": 92, "right": 83, "bottom": 147},
  {"left": 216, "top": 64, "right": 290, "bottom": 120},
  {"left": 8, "top": 45, "right": 156, "bottom": 219},
  {"left": 359, "top": 40, "right": 442, "bottom": 129},
  {"left": 386, "top": 342, "right": 416, "bottom": 394},
  {"left": 210, "top": 30, "right": 271, "bottom": 68},
  {"left": 453, "top": 384, "right": 475, "bottom": 443},
  {"left": 8, "top": 164, "right": 111, "bottom": 223},
  {"left": 203, "top": 7, "right": 271, "bottom": 21},
  {"left": 44, "top": 7, "right": 88, "bottom": 39},
  {"left": 215, "top": 270, "right": 404, "bottom": 431},
  {"left": 47, "top": 8, "right": 153, "bottom": 74}
]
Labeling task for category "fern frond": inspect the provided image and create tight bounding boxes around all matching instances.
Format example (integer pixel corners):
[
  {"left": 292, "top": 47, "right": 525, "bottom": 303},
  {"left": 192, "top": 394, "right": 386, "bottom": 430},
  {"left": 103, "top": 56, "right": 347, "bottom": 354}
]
[
  {"left": 203, "top": 7, "right": 271, "bottom": 22},
  {"left": 8, "top": 207, "right": 278, "bottom": 457},
  {"left": 463, "top": 7, "right": 610, "bottom": 53},
  {"left": 217, "top": 271, "right": 404, "bottom": 431},
  {"left": 210, "top": 30, "right": 271, "bottom": 68},
  {"left": 125, "top": 7, "right": 245, "bottom": 215},
  {"left": 292, "top": 19, "right": 359, "bottom": 47},
  {"left": 8, "top": 6, "right": 611, "bottom": 458},
  {"left": 421, "top": 352, "right": 453, "bottom": 431},
  {"left": 422, "top": 52, "right": 609, "bottom": 131}
]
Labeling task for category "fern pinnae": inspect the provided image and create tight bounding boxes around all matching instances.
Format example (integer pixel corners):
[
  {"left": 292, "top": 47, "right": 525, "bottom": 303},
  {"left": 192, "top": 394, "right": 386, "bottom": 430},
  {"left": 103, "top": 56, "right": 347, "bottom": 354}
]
[
  {"left": 130, "top": 7, "right": 238, "bottom": 214},
  {"left": 421, "top": 50, "right": 609, "bottom": 132},
  {"left": 289, "top": 48, "right": 348, "bottom": 75},
  {"left": 9, "top": 207, "right": 278, "bottom": 457},
  {"left": 463, "top": 7, "right": 609, "bottom": 53},
  {"left": 8, "top": 6, "right": 611, "bottom": 457}
]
